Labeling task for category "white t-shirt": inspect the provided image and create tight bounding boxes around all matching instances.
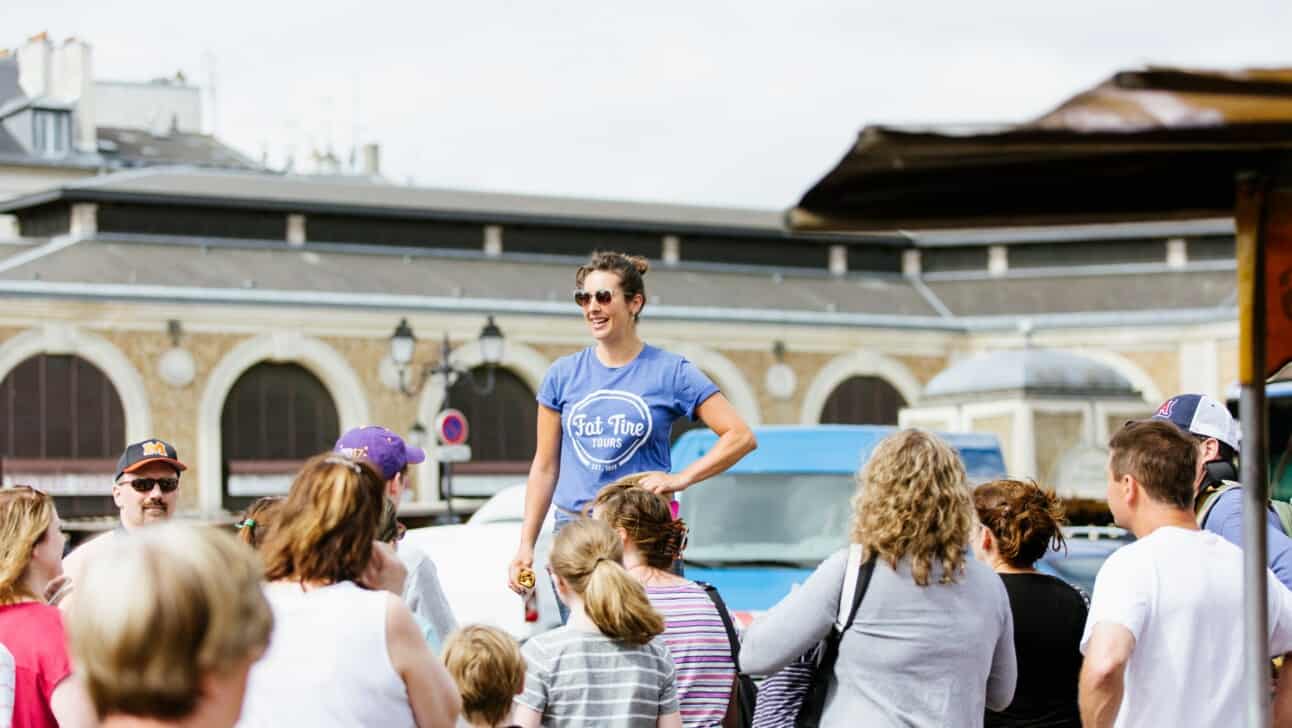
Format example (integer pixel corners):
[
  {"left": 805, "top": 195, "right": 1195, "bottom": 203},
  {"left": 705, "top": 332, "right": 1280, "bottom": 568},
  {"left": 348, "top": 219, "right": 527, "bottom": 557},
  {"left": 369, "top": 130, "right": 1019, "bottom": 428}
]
[{"left": 1081, "top": 526, "right": 1292, "bottom": 728}]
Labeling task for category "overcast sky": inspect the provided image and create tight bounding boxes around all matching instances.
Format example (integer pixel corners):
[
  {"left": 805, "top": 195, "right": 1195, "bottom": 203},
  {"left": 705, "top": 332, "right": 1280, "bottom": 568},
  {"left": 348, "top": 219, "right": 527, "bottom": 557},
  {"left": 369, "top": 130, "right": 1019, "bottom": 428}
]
[{"left": 8, "top": 1, "right": 1292, "bottom": 209}]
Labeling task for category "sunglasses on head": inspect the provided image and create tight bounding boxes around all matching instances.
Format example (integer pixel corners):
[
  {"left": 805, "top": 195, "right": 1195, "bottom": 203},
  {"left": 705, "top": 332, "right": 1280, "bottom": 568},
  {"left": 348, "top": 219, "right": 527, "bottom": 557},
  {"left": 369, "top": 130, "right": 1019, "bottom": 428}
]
[
  {"left": 573, "top": 288, "right": 615, "bottom": 307},
  {"left": 122, "top": 477, "right": 179, "bottom": 494}
]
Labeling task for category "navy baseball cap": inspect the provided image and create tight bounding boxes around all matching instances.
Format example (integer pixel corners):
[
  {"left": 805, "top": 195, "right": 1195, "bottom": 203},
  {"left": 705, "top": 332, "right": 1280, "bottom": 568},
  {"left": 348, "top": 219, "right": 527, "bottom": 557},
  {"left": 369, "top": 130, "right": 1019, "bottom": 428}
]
[
  {"left": 116, "top": 439, "right": 187, "bottom": 481},
  {"left": 1152, "top": 393, "right": 1241, "bottom": 451},
  {"left": 334, "top": 426, "right": 426, "bottom": 481}
]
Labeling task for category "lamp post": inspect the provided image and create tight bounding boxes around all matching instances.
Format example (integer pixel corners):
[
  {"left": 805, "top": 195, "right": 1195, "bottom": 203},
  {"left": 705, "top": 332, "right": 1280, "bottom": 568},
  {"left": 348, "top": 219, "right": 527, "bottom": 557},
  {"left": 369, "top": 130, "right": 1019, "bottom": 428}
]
[{"left": 390, "top": 316, "right": 504, "bottom": 521}]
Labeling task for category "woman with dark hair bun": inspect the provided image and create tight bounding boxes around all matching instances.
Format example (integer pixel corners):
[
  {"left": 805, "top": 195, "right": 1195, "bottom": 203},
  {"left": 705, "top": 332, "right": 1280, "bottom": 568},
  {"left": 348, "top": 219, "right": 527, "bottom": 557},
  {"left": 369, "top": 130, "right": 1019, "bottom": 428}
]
[
  {"left": 509, "top": 250, "right": 756, "bottom": 596},
  {"left": 590, "top": 476, "right": 739, "bottom": 728},
  {"left": 973, "top": 479, "right": 1086, "bottom": 728}
]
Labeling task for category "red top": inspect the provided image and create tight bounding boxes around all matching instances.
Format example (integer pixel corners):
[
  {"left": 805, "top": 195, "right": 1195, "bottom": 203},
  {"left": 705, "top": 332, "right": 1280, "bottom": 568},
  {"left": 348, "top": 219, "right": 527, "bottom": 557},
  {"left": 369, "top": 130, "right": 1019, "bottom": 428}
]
[{"left": 0, "top": 601, "right": 73, "bottom": 728}]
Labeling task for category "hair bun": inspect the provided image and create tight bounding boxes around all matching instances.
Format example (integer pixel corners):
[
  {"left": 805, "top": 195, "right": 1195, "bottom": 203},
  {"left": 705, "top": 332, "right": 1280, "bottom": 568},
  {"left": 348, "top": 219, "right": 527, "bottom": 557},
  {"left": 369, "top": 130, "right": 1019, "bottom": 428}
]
[{"left": 628, "top": 255, "right": 649, "bottom": 276}]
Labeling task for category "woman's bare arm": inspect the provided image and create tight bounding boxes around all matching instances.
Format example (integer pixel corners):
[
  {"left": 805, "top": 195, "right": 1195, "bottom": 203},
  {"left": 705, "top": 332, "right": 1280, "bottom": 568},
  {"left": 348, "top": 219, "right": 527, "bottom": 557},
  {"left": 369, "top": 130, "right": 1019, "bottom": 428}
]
[
  {"left": 386, "top": 593, "right": 461, "bottom": 728},
  {"left": 49, "top": 674, "right": 96, "bottom": 728},
  {"left": 640, "top": 394, "right": 756, "bottom": 496},
  {"left": 510, "top": 405, "right": 562, "bottom": 593}
]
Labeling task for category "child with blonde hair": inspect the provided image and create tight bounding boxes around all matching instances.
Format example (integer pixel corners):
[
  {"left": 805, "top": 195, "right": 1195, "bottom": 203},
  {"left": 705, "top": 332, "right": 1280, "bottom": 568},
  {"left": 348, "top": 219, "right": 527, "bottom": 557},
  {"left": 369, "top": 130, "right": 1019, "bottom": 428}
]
[
  {"left": 513, "top": 518, "right": 681, "bottom": 728},
  {"left": 442, "top": 625, "right": 526, "bottom": 728}
]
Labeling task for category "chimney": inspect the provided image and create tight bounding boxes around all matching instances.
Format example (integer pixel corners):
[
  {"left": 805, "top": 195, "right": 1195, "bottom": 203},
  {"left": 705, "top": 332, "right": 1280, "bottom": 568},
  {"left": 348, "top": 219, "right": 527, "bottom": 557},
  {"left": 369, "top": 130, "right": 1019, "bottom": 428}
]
[
  {"left": 51, "top": 38, "right": 95, "bottom": 152},
  {"left": 16, "top": 33, "right": 52, "bottom": 97},
  {"left": 362, "top": 143, "right": 381, "bottom": 176}
]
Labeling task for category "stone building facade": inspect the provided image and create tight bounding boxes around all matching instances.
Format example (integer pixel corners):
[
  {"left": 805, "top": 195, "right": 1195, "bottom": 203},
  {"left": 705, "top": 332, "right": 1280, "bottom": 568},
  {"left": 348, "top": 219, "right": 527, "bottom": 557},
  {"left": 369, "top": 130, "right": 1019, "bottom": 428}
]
[{"left": 0, "top": 167, "right": 1239, "bottom": 524}]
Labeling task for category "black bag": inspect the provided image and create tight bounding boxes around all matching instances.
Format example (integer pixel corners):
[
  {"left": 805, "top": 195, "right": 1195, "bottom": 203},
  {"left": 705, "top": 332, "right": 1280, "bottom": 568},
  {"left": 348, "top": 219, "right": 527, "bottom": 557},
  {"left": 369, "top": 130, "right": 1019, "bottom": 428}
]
[
  {"left": 699, "top": 581, "right": 758, "bottom": 728},
  {"left": 750, "top": 546, "right": 876, "bottom": 728}
]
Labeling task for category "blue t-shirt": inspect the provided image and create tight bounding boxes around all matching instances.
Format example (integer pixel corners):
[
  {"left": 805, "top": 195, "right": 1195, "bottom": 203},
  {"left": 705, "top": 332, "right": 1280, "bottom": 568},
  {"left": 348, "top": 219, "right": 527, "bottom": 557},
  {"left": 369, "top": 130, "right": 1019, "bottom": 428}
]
[
  {"left": 1203, "top": 487, "right": 1292, "bottom": 591},
  {"left": 538, "top": 345, "right": 719, "bottom": 515}
]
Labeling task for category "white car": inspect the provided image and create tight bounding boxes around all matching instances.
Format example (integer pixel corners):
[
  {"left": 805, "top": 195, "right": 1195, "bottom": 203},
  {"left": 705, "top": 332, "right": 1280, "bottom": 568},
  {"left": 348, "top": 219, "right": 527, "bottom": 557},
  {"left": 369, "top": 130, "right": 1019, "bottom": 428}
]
[{"left": 403, "top": 486, "right": 563, "bottom": 641}]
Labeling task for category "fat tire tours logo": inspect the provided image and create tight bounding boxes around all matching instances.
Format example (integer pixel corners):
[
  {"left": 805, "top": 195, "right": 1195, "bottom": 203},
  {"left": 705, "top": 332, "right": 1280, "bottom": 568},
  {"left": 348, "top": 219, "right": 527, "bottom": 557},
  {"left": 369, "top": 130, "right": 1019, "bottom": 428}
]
[{"left": 566, "top": 389, "right": 654, "bottom": 472}]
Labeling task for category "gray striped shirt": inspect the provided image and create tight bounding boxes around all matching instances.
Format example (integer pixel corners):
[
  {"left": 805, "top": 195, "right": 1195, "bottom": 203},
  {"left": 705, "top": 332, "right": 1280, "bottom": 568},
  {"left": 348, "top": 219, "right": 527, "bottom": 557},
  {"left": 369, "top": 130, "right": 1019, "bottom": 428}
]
[{"left": 517, "top": 626, "right": 680, "bottom": 727}]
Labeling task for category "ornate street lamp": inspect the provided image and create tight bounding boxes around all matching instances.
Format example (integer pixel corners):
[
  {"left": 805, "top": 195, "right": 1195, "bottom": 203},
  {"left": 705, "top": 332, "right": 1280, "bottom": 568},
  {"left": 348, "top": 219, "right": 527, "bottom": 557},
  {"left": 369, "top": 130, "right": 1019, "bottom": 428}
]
[{"left": 389, "top": 316, "right": 504, "bottom": 398}]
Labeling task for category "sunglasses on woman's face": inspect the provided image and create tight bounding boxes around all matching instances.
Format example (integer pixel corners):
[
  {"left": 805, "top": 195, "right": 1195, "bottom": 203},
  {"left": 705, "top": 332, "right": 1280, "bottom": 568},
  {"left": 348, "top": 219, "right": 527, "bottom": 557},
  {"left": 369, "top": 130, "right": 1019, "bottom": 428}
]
[
  {"left": 121, "top": 477, "right": 180, "bottom": 494},
  {"left": 573, "top": 288, "right": 615, "bottom": 307}
]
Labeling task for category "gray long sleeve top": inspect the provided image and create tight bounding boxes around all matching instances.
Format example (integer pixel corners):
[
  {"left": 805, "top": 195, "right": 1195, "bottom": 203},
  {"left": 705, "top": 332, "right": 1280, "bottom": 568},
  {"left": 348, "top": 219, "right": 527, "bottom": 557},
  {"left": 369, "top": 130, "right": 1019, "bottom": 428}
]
[
  {"left": 740, "top": 548, "right": 1017, "bottom": 728},
  {"left": 398, "top": 541, "right": 458, "bottom": 652}
]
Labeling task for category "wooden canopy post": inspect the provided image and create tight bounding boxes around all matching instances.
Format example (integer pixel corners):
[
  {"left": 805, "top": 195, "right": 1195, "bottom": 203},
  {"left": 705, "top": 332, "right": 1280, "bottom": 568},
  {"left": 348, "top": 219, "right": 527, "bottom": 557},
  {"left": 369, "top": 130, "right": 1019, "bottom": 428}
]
[{"left": 1237, "top": 173, "right": 1271, "bottom": 728}]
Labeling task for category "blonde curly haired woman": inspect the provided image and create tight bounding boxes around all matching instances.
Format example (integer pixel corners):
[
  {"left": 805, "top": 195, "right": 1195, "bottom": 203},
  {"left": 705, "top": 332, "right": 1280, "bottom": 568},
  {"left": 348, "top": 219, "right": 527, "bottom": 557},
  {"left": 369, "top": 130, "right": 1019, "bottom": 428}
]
[{"left": 740, "top": 429, "right": 1017, "bottom": 728}]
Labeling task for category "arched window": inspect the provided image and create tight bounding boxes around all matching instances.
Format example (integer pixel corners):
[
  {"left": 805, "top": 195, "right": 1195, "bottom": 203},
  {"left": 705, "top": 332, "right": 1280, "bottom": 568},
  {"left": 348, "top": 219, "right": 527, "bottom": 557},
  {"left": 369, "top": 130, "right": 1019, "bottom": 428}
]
[
  {"left": 820, "top": 376, "right": 907, "bottom": 425},
  {"left": 0, "top": 354, "right": 126, "bottom": 517},
  {"left": 446, "top": 367, "right": 536, "bottom": 496},
  {"left": 221, "top": 363, "right": 339, "bottom": 510}
]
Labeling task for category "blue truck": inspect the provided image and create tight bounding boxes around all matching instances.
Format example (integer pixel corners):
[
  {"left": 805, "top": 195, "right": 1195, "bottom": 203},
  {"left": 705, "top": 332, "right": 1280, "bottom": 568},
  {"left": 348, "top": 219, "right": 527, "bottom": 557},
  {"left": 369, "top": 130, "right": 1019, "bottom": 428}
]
[{"left": 671, "top": 425, "right": 1007, "bottom": 625}]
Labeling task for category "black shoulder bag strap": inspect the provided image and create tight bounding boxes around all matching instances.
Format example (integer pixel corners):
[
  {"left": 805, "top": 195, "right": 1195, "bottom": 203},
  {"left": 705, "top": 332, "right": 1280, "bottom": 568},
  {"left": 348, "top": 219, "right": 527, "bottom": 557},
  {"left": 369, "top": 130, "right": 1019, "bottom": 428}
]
[
  {"left": 699, "top": 581, "right": 758, "bottom": 728},
  {"left": 796, "top": 555, "right": 877, "bottom": 728}
]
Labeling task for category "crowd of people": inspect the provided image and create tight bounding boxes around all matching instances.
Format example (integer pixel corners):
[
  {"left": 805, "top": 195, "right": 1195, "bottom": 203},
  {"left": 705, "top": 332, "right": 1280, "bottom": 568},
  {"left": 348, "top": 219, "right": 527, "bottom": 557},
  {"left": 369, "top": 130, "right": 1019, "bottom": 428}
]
[{"left": 2, "top": 250, "right": 1292, "bottom": 728}]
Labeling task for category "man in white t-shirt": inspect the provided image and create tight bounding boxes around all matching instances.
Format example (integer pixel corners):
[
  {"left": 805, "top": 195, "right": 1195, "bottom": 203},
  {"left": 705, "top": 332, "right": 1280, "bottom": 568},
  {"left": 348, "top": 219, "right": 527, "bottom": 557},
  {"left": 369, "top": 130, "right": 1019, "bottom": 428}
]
[{"left": 1079, "top": 419, "right": 1292, "bottom": 728}]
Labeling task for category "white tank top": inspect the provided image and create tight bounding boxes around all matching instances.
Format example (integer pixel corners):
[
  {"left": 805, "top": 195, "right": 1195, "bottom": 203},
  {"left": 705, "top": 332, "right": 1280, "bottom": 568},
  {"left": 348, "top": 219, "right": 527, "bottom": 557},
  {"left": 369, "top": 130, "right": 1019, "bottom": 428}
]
[{"left": 237, "top": 581, "right": 415, "bottom": 728}]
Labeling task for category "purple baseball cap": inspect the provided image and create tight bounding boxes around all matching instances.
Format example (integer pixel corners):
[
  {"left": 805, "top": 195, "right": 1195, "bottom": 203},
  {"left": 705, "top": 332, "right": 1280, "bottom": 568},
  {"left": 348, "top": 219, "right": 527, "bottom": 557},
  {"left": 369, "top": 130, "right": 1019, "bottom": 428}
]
[{"left": 334, "top": 426, "right": 426, "bottom": 480}]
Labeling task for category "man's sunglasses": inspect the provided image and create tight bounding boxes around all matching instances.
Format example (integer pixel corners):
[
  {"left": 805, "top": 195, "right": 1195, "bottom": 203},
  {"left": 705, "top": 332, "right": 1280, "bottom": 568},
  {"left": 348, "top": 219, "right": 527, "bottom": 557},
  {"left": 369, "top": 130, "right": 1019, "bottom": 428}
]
[
  {"left": 121, "top": 477, "right": 180, "bottom": 494},
  {"left": 573, "top": 289, "right": 615, "bottom": 307}
]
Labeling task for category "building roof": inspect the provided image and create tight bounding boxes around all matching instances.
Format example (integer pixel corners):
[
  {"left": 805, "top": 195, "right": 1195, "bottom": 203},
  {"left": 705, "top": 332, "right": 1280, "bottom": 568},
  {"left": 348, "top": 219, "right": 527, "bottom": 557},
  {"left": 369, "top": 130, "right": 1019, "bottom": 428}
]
[
  {"left": 96, "top": 127, "right": 261, "bottom": 171},
  {"left": 0, "top": 55, "right": 20, "bottom": 106},
  {"left": 0, "top": 236, "right": 936, "bottom": 315},
  {"left": 924, "top": 348, "right": 1140, "bottom": 399},
  {"left": 0, "top": 166, "right": 901, "bottom": 241},
  {"left": 0, "top": 236, "right": 1237, "bottom": 331}
]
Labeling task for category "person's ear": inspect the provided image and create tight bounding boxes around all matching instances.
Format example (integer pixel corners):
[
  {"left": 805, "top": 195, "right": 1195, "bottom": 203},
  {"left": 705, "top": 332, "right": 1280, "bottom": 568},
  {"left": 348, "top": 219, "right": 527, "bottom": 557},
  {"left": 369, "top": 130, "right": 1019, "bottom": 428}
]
[
  {"left": 111, "top": 482, "right": 124, "bottom": 507},
  {"left": 1120, "top": 474, "right": 1139, "bottom": 507},
  {"left": 979, "top": 525, "right": 995, "bottom": 554},
  {"left": 1201, "top": 438, "right": 1221, "bottom": 463}
]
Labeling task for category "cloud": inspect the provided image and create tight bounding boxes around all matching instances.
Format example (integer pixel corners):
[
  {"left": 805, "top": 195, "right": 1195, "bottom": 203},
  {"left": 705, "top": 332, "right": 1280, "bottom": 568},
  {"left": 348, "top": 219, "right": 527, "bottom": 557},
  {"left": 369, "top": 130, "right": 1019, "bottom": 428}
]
[{"left": 7, "top": 0, "right": 1292, "bottom": 207}]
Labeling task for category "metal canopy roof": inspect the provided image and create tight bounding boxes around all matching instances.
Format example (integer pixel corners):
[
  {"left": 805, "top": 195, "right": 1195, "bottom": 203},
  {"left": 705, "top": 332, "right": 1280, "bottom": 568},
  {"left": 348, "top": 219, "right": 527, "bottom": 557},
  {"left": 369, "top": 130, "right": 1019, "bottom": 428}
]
[{"left": 789, "top": 67, "right": 1292, "bottom": 232}]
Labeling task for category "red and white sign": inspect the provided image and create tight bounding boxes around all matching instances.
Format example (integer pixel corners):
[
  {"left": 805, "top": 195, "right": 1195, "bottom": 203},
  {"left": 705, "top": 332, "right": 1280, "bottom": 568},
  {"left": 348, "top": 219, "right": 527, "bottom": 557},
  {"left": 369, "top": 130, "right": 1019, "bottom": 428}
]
[{"left": 435, "top": 408, "right": 470, "bottom": 446}]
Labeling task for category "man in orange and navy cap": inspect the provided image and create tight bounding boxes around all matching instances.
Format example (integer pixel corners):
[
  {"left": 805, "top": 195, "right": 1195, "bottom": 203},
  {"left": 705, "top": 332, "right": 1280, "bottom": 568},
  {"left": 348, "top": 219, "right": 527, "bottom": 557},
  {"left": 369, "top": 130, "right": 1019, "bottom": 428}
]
[{"left": 59, "top": 439, "right": 187, "bottom": 611}]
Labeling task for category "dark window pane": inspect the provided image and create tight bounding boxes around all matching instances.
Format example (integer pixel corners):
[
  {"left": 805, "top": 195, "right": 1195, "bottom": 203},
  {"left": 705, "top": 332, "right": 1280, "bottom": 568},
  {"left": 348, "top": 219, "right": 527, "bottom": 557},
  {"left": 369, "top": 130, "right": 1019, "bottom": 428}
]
[
  {"left": 0, "top": 354, "right": 125, "bottom": 459},
  {"left": 308, "top": 214, "right": 483, "bottom": 249},
  {"left": 447, "top": 367, "right": 536, "bottom": 462},
  {"left": 221, "top": 363, "right": 340, "bottom": 461},
  {"left": 820, "top": 376, "right": 907, "bottom": 425},
  {"left": 923, "top": 246, "right": 990, "bottom": 273},
  {"left": 682, "top": 234, "right": 828, "bottom": 269},
  {"left": 44, "top": 355, "right": 73, "bottom": 458},
  {"left": 1190, "top": 235, "right": 1235, "bottom": 261},
  {"left": 1010, "top": 239, "right": 1167, "bottom": 268},
  {"left": 97, "top": 202, "right": 286, "bottom": 240},
  {"left": 504, "top": 226, "right": 662, "bottom": 259}
]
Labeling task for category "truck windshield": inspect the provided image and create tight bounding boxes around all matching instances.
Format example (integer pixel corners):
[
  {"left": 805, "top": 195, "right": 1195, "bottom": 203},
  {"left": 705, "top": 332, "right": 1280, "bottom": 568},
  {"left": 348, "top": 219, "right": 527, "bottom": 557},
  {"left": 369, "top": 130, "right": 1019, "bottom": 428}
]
[{"left": 679, "top": 473, "right": 855, "bottom": 566}]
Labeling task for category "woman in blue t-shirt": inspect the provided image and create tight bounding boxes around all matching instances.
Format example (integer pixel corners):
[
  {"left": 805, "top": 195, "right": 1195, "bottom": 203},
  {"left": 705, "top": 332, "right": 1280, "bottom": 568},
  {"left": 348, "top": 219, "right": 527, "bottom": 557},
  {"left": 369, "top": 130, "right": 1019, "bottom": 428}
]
[{"left": 508, "top": 251, "right": 757, "bottom": 594}]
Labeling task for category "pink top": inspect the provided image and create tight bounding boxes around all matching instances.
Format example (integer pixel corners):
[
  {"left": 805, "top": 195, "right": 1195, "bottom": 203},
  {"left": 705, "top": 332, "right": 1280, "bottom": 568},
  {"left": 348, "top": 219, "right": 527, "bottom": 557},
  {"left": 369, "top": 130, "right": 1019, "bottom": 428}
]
[{"left": 0, "top": 602, "right": 73, "bottom": 728}]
